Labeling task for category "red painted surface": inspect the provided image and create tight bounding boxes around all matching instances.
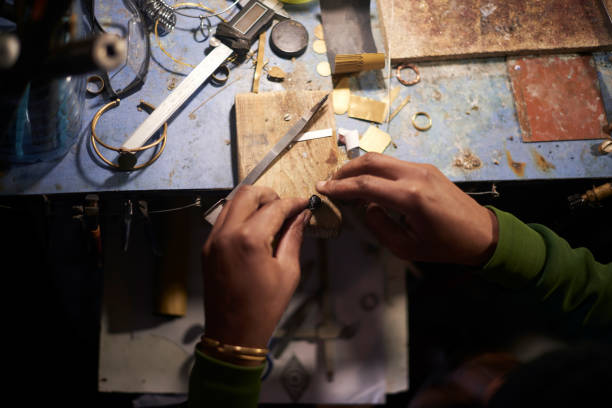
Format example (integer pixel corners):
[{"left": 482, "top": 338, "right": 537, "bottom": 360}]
[{"left": 508, "top": 55, "right": 609, "bottom": 142}]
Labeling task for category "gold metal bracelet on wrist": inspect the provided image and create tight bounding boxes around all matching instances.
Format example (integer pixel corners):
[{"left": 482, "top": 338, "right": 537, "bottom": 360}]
[
  {"left": 197, "top": 342, "right": 267, "bottom": 364},
  {"left": 90, "top": 99, "right": 168, "bottom": 170},
  {"left": 200, "top": 336, "right": 269, "bottom": 356}
]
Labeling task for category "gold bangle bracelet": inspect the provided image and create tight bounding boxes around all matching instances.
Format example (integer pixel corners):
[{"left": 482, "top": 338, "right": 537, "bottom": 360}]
[
  {"left": 201, "top": 336, "right": 269, "bottom": 356},
  {"left": 90, "top": 99, "right": 168, "bottom": 170},
  {"left": 197, "top": 343, "right": 267, "bottom": 364},
  {"left": 412, "top": 111, "right": 432, "bottom": 131}
]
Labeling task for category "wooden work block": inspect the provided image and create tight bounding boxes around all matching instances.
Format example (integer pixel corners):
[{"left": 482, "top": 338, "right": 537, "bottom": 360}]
[
  {"left": 235, "top": 91, "right": 342, "bottom": 237},
  {"left": 376, "top": 0, "right": 612, "bottom": 63},
  {"left": 508, "top": 55, "right": 609, "bottom": 142}
]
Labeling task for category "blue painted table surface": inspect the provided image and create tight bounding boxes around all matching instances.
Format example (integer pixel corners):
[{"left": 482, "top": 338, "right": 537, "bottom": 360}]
[{"left": 1, "top": 1, "right": 610, "bottom": 195}]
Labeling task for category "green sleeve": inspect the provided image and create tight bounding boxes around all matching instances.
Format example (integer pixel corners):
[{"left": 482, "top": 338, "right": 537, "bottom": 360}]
[
  {"left": 188, "top": 349, "right": 264, "bottom": 408},
  {"left": 481, "top": 206, "right": 612, "bottom": 328}
]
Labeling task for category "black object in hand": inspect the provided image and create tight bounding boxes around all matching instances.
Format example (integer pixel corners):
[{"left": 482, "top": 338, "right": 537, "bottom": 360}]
[{"left": 308, "top": 195, "right": 322, "bottom": 211}]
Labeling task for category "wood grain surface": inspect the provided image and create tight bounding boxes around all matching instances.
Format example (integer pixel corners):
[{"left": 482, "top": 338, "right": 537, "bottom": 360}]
[
  {"left": 377, "top": 0, "right": 612, "bottom": 63},
  {"left": 235, "top": 91, "right": 343, "bottom": 237}
]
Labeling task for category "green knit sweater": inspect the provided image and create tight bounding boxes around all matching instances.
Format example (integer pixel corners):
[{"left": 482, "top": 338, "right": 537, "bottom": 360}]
[{"left": 188, "top": 206, "right": 612, "bottom": 407}]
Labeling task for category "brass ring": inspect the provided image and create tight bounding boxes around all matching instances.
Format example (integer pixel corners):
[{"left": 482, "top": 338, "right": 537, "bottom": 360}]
[
  {"left": 396, "top": 64, "right": 420, "bottom": 86},
  {"left": 86, "top": 75, "right": 105, "bottom": 95},
  {"left": 211, "top": 64, "right": 230, "bottom": 85},
  {"left": 412, "top": 112, "right": 432, "bottom": 131},
  {"left": 90, "top": 99, "right": 168, "bottom": 170}
]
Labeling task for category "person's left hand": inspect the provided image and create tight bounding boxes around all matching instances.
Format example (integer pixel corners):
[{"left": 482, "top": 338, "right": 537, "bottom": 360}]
[{"left": 202, "top": 186, "right": 310, "bottom": 356}]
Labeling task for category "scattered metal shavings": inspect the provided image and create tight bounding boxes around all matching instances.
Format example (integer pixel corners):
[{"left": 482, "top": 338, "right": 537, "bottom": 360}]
[
  {"left": 360, "top": 126, "right": 391, "bottom": 153},
  {"left": 505, "top": 150, "right": 526, "bottom": 177},
  {"left": 224, "top": 139, "right": 230, "bottom": 145},
  {"left": 332, "top": 76, "right": 350, "bottom": 115},
  {"left": 348, "top": 95, "right": 387, "bottom": 123},
  {"left": 312, "top": 39, "right": 327, "bottom": 54},
  {"left": 267, "top": 66, "right": 286, "bottom": 82},
  {"left": 284, "top": 113, "right": 292, "bottom": 121},
  {"left": 453, "top": 149, "right": 483, "bottom": 170},
  {"left": 531, "top": 149, "right": 556, "bottom": 172},
  {"left": 598, "top": 139, "right": 612, "bottom": 154},
  {"left": 316, "top": 61, "right": 331, "bottom": 77},
  {"left": 314, "top": 24, "right": 324, "bottom": 40},
  {"left": 167, "top": 77, "right": 178, "bottom": 90}
]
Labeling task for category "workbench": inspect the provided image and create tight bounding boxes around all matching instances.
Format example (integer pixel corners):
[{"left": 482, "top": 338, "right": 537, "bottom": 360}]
[
  {"left": 1, "top": 0, "right": 610, "bottom": 196},
  {"left": 2, "top": 1, "right": 610, "bottom": 405}
]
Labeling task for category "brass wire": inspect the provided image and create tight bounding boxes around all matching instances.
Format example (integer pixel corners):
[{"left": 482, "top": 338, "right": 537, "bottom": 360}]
[
  {"left": 90, "top": 99, "right": 168, "bottom": 170},
  {"left": 155, "top": 2, "right": 231, "bottom": 69}
]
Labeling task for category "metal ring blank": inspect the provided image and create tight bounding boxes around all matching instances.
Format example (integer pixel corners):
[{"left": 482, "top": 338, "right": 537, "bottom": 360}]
[
  {"left": 86, "top": 75, "right": 105, "bottom": 95},
  {"left": 412, "top": 112, "right": 432, "bottom": 131},
  {"left": 396, "top": 64, "right": 420, "bottom": 86},
  {"left": 211, "top": 64, "right": 230, "bottom": 85}
]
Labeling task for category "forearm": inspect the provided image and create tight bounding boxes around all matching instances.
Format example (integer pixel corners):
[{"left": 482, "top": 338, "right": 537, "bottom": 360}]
[
  {"left": 481, "top": 206, "right": 612, "bottom": 328},
  {"left": 188, "top": 349, "right": 264, "bottom": 408}
]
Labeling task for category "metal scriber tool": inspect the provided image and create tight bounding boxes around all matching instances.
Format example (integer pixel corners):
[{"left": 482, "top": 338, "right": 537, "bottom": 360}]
[{"left": 203, "top": 93, "right": 329, "bottom": 225}]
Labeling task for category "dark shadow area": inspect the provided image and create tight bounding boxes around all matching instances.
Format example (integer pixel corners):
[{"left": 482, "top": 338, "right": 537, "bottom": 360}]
[{"left": 1, "top": 177, "right": 610, "bottom": 407}]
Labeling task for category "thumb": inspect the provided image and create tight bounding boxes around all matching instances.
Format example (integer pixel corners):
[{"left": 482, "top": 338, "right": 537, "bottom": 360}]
[
  {"left": 276, "top": 209, "right": 311, "bottom": 272},
  {"left": 365, "top": 203, "right": 414, "bottom": 260}
]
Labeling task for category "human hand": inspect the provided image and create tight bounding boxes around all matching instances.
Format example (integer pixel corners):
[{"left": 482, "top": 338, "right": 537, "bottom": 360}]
[
  {"left": 202, "top": 186, "right": 310, "bottom": 357},
  {"left": 316, "top": 153, "right": 498, "bottom": 266}
]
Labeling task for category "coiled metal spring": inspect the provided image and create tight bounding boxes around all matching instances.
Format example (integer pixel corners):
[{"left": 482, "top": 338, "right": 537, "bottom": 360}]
[{"left": 140, "top": 0, "right": 177, "bottom": 33}]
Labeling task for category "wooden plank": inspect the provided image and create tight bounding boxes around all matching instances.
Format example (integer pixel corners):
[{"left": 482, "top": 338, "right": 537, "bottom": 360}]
[
  {"left": 235, "top": 90, "right": 342, "bottom": 237},
  {"left": 377, "top": 0, "right": 612, "bottom": 63},
  {"left": 508, "top": 55, "right": 609, "bottom": 142}
]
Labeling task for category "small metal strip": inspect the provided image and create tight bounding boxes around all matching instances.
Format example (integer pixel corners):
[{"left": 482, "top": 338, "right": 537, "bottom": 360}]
[{"left": 122, "top": 43, "right": 233, "bottom": 150}]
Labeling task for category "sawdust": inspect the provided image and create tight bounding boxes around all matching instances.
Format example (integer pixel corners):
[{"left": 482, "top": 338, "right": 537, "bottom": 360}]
[
  {"left": 505, "top": 150, "right": 526, "bottom": 177},
  {"left": 167, "top": 77, "right": 178, "bottom": 91},
  {"left": 284, "top": 61, "right": 316, "bottom": 91},
  {"left": 453, "top": 149, "right": 482, "bottom": 170}
]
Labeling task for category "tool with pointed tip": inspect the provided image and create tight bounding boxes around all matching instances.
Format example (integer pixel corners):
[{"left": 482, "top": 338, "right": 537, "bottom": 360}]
[
  {"left": 203, "top": 93, "right": 329, "bottom": 225},
  {"left": 118, "top": 0, "right": 287, "bottom": 168}
]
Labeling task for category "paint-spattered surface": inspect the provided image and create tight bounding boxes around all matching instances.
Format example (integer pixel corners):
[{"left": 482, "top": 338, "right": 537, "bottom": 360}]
[
  {"left": 0, "top": 2, "right": 611, "bottom": 195},
  {"left": 379, "top": 57, "right": 612, "bottom": 182},
  {"left": 377, "top": 0, "right": 612, "bottom": 63},
  {"left": 509, "top": 55, "right": 609, "bottom": 142}
]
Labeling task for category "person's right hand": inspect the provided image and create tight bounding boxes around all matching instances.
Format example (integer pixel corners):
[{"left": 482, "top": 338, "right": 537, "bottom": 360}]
[{"left": 316, "top": 153, "right": 499, "bottom": 266}]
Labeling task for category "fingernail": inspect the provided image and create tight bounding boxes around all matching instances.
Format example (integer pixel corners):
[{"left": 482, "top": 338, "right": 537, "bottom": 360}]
[
  {"left": 316, "top": 181, "right": 327, "bottom": 190},
  {"left": 302, "top": 209, "right": 312, "bottom": 226}
]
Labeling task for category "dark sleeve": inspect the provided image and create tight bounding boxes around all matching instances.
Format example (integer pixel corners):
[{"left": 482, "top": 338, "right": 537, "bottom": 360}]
[
  {"left": 481, "top": 206, "right": 612, "bottom": 328},
  {"left": 188, "top": 349, "right": 264, "bottom": 408}
]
